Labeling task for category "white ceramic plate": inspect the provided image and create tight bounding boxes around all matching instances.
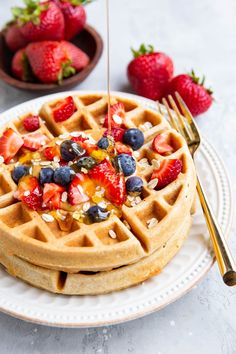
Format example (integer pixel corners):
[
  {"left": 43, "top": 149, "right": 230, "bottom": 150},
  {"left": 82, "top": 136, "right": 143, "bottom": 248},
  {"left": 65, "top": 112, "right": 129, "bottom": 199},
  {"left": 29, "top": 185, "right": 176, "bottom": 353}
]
[{"left": 0, "top": 91, "right": 233, "bottom": 327}]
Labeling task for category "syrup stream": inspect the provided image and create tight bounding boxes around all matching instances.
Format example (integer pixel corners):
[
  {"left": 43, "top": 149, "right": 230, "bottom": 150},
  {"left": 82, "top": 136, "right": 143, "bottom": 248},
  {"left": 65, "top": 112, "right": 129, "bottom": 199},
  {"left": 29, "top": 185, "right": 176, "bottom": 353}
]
[{"left": 106, "top": 0, "right": 111, "bottom": 133}]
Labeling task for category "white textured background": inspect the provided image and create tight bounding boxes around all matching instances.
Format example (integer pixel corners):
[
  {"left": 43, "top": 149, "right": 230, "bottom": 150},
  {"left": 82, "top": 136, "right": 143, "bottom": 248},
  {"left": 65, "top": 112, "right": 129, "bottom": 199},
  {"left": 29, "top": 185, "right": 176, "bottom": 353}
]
[{"left": 0, "top": 1, "right": 235, "bottom": 353}]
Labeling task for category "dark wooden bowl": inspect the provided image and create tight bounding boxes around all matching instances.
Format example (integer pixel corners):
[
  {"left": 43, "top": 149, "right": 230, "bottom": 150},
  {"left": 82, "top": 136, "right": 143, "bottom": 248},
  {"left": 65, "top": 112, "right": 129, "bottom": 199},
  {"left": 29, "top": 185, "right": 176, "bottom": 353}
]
[{"left": 0, "top": 24, "right": 103, "bottom": 92}]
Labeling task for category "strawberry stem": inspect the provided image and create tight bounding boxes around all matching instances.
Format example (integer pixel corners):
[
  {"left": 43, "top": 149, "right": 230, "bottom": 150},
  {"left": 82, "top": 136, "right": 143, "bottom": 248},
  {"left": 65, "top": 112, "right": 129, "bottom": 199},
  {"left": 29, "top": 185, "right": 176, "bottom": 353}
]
[
  {"left": 58, "top": 61, "right": 76, "bottom": 83},
  {"left": 63, "top": 0, "right": 93, "bottom": 5},
  {"left": 189, "top": 69, "right": 213, "bottom": 95},
  {"left": 12, "top": 0, "right": 48, "bottom": 26},
  {"left": 131, "top": 43, "right": 155, "bottom": 58}
]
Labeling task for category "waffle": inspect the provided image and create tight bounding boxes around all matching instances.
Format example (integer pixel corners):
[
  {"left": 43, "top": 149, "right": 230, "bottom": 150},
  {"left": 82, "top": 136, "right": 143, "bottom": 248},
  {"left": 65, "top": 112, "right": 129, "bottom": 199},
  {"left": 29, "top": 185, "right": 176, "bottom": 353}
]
[
  {"left": 0, "top": 93, "right": 196, "bottom": 293},
  {"left": 0, "top": 213, "right": 192, "bottom": 295}
]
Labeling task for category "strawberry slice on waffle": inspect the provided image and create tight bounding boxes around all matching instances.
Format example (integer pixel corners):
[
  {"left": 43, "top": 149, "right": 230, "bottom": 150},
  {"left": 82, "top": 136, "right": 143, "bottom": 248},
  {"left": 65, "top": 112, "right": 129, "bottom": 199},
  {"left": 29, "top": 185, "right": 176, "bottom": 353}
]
[
  {"left": 103, "top": 102, "right": 125, "bottom": 128},
  {"left": 151, "top": 159, "right": 182, "bottom": 190},
  {"left": 0, "top": 128, "right": 23, "bottom": 164},
  {"left": 15, "top": 175, "right": 43, "bottom": 210}
]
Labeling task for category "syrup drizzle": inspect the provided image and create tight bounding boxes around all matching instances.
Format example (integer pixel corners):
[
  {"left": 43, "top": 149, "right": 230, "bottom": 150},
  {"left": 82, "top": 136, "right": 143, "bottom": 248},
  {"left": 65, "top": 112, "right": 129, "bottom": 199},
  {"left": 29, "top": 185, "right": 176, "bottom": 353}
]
[{"left": 106, "top": 0, "right": 112, "bottom": 133}]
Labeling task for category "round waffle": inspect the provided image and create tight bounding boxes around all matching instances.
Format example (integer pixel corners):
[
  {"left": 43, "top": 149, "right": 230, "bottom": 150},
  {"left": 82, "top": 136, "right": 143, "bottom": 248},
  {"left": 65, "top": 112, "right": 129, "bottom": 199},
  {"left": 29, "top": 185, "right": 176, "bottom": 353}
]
[{"left": 0, "top": 94, "right": 196, "bottom": 285}]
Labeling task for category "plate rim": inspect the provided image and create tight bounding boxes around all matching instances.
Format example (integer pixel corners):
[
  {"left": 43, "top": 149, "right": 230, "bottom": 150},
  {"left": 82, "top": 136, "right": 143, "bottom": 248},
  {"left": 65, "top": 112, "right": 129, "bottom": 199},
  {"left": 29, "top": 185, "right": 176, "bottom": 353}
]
[{"left": 0, "top": 91, "right": 233, "bottom": 328}]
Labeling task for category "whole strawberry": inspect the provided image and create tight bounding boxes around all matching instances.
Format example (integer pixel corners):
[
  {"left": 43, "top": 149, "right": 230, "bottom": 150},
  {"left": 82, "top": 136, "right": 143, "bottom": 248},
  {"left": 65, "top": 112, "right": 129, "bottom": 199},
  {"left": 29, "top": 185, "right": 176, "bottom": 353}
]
[
  {"left": 12, "top": 0, "right": 65, "bottom": 42},
  {"left": 26, "top": 41, "right": 76, "bottom": 83},
  {"left": 55, "top": 0, "right": 89, "bottom": 40},
  {"left": 5, "top": 23, "right": 29, "bottom": 52},
  {"left": 167, "top": 71, "right": 213, "bottom": 116},
  {"left": 61, "top": 40, "right": 89, "bottom": 70},
  {"left": 127, "top": 44, "right": 174, "bottom": 101},
  {"left": 11, "top": 48, "right": 33, "bottom": 81}
]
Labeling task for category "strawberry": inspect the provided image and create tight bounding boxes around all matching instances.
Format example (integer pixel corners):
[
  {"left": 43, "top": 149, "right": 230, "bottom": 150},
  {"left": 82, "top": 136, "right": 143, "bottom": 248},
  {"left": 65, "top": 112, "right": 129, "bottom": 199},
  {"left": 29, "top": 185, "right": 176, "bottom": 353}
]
[
  {"left": 52, "top": 96, "right": 76, "bottom": 122},
  {"left": 11, "top": 48, "right": 33, "bottom": 81},
  {"left": 103, "top": 102, "right": 125, "bottom": 128},
  {"left": 103, "top": 127, "right": 125, "bottom": 142},
  {"left": 115, "top": 142, "right": 132, "bottom": 156},
  {"left": 68, "top": 173, "right": 95, "bottom": 205},
  {"left": 166, "top": 71, "right": 213, "bottom": 116},
  {"left": 43, "top": 183, "right": 65, "bottom": 210},
  {"left": 152, "top": 134, "right": 174, "bottom": 155},
  {"left": 0, "top": 128, "right": 23, "bottom": 164},
  {"left": 127, "top": 44, "right": 174, "bottom": 101},
  {"left": 16, "top": 175, "right": 43, "bottom": 210},
  {"left": 151, "top": 159, "right": 182, "bottom": 190},
  {"left": 43, "top": 145, "right": 60, "bottom": 160},
  {"left": 26, "top": 41, "right": 77, "bottom": 83},
  {"left": 5, "top": 23, "right": 28, "bottom": 52},
  {"left": 71, "top": 136, "right": 98, "bottom": 154},
  {"left": 23, "top": 132, "right": 50, "bottom": 151},
  {"left": 61, "top": 40, "right": 89, "bottom": 71},
  {"left": 89, "top": 159, "right": 127, "bottom": 206},
  {"left": 12, "top": 1, "right": 65, "bottom": 42},
  {"left": 23, "top": 115, "right": 40, "bottom": 132},
  {"left": 55, "top": 0, "right": 88, "bottom": 40}
]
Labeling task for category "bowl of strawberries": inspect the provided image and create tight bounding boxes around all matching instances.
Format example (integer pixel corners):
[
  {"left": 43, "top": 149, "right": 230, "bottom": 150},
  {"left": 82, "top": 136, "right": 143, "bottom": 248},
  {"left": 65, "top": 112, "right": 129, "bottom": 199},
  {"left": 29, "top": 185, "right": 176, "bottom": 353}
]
[{"left": 0, "top": 0, "right": 103, "bottom": 91}]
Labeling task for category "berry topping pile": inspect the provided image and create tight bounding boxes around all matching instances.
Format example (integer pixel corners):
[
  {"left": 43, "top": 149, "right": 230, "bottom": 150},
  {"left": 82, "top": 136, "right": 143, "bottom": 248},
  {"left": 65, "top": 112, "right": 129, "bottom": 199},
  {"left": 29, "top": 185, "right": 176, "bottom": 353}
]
[{"left": 0, "top": 100, "right": 183, "bottom": 228}]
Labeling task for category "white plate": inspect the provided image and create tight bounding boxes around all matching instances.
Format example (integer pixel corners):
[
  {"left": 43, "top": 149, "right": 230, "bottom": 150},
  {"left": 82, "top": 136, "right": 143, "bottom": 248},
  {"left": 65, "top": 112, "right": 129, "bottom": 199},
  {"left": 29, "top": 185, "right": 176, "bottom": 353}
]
[{"left": 0, "top": 91, "right": 233, "bottom": 328}]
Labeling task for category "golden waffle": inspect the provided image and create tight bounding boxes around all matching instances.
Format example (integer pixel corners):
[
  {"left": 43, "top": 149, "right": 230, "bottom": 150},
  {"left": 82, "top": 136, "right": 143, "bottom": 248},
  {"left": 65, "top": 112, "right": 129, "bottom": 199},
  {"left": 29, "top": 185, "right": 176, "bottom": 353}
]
[
  {"left": 0, "top": 93, "right": 196, "bottom": 277},
  {"left": 0, "top": 214, "right": 192, "bottom": 295}
]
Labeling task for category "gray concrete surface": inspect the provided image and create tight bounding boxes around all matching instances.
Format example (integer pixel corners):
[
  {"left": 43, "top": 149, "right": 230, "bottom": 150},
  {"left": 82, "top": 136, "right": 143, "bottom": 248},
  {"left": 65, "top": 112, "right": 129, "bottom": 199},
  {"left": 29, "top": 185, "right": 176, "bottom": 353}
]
[{"left": 0, "top": 0, "right": 235, "bottom": 353}]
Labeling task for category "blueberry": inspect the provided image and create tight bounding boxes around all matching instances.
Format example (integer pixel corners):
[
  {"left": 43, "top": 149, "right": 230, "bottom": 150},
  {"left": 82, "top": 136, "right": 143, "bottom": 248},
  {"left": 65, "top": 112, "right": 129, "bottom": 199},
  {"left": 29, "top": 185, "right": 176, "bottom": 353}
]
[
  {"left": 123, "top": 128, "right": 144, "bottom": 151},
  {"left": 97, "top": 137, "right": 109, "bottom": 150},
  {"left": 53, "top": 166, "right": 73, "bottom": 186},
  {"left": 114, "top": 154, "right": 136, "bottom": 176},
  {"left": 60, "top": 140, "right": 86, "bottom": 161},
  {"left": 86, "top": 205, "right": 110, "bottom": 223},
  {"left": 76, "top": 156, "right": 96, "bottom": 171},
  {"left": 12, "top": 165, "right": 29, "bottom": 184},
  {"left": 126, "top": 176, "right": 143, "bottom": 195},
  {"left": 39, "top": 168, "right": 54, "bottom": 185}
]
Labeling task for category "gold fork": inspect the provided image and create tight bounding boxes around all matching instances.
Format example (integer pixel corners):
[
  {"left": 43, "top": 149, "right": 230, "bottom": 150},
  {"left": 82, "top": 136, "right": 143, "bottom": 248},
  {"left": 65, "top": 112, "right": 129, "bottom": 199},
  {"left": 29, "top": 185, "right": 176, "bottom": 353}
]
[{"left": 158, "top": 92, "right": 236, "bottom": 286}]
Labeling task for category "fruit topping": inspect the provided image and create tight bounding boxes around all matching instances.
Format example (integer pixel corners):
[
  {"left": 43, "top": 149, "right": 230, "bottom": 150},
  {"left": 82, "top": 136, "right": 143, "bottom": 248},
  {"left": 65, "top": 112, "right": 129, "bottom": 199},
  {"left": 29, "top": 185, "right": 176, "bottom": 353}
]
[
  {"left": 97, "top": 137, "right": 109, "bottom": 150},
  {"left": 39, "top": 167, "right": 54, "bottom": 185},
  {"left": 68, "top": 173, "right": 95, "bottom": 205},
  {"left": 75, "top": 156, "right": 96, "bottom": 171},
  {"left": 103, "top": 102, "right": 125, "bottom": 128},
  {"left": 60, "top": 140, "right": 85, "bottom": 161},
  {"left": 123, "top": 128, "right": 144, "bottom": 151},
  {"left": 152, "top": 134, "right": 174, "bottom": 155},
  {"left": 54, "top": 166, "right": 74, "bottom": 186},
  {"left": 23, "top": 132, "right": 50, "bottom": 151},
  {"left": 12, "top": 165, "right": 30, "bottom": 184},
  {"left": 52, "top": 96, "right": 76, "bottom": 122},
  {"left": 86, "top": 205, "right": 110, "bottom": 223},
  {"left": 23, "top": 115, "right": 40, "bottom": 132},
  {"left": 89, "top": 159, "right": 127, "bottom": 206},
  {"left": 113, "top": 154, "right": 136, "bottom": 176},
  {"left": 43, "top": 145, "right": 60, "bottom": 161},
  {"left": 127, "top": 43, "right": 174, "bottom": 101},
  {"left": 103, "top": 127, "right": 125, "bottom": 142},
  {"left": 151, "top": 159, "right": 182, "bottom": 190},
  {"left": 166, "top": 70, "right": 213, "bottom": 116},
  {"left": 0, "top": 128, "right": 24, "bottom": 164},
  {"left": 115, "top": 142, "right": 132, "bottom": 156},
  {"left": 43, "top": 183, "right": 65, "bottom": 210},
  {"left": 16, "top": 175, "right": 42, "bottom": 210},
  {"left": 90, "top": 149, "right": 108, "bottom": 163},
  {"left": 126, "top": 176, "right": 143, "bottom": 196}
]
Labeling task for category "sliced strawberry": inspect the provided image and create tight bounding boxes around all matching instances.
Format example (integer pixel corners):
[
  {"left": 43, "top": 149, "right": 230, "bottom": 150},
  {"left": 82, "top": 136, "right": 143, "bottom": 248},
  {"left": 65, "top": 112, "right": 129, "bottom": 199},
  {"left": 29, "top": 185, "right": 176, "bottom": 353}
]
[
  {"left": 68, "top": 173, "right": 95, "bottom": 205},
  {"left": 23, "top": 132, "right": 50, "bottom": 151},
  {"left": 152, "top": 134, "right": 174, "bottom": 155},
  {"left": 89, "top": 159, "right": 127, "bottom": 206},
  {"left": 0, "top": 128, "right": 23, "bottom": 164},
  {"left": 43, "top": 145, "right": 60, "bottom": 161},
  {"left": 103, "top": 102, "right": 125, "bottom": 128},
  {"left": 115, "top": 142, "right": 132, "bottom": 156},
  {"left": 71, "top": 136, "right": 98, "bottom": 155},
  {"left": 43, "top": 183, "right": 65, "bottom": 210},
  {"left": 103, "top": 127, "right": 125, "bottom": 142},
  {"left": 16, "top": 175, "right": 42, "bottom": 210},
  {"left": 151, "top": 159, "right": 182, "bottom": 190},
  {"left": 23, "top": 115, "right": 40, "bottom": 132},
  {"left": 52, "top": 96, "right": 76, "bottom": 122}
]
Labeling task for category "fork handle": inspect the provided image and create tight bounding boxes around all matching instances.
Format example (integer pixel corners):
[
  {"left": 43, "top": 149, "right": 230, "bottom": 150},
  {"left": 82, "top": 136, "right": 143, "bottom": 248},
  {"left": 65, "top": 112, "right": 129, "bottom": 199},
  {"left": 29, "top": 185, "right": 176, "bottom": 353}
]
[{"left": 196, "top": 175, "right": 236, "bottom": 286}]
